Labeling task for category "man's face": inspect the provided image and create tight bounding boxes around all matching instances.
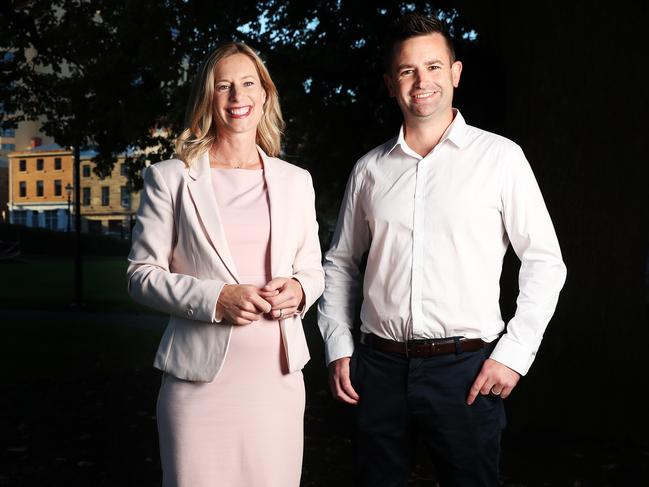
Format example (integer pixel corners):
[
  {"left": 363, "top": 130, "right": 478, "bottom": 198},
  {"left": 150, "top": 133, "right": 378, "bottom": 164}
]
[{"left": 384, "top": 33, "right": 462, "bottom": 123}]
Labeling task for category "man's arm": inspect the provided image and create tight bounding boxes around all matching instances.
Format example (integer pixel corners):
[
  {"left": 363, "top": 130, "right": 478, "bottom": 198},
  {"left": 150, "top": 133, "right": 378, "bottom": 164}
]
[
  {"left": 468, "top": 144, "right": 567, "bottom": 404},
  {"left": 317, "top": 164, "right": 371, "bottom": 404}
]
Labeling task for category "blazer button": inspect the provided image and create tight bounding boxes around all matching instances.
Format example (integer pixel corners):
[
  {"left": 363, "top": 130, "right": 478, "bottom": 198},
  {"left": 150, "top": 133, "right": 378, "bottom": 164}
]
[{"left": 187, "top": 308, "right": 194, "bottom": 317}]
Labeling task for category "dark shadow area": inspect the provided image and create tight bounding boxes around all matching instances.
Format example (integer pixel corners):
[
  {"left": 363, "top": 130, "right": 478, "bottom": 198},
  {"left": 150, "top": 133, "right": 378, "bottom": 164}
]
[{"left": 1, "top": 309, "right": 648, "bottom": 486}]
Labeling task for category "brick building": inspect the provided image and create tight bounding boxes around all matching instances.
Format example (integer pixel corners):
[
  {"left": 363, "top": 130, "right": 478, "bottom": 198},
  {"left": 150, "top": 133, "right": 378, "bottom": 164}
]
[
  {"left": 7, "top": 145, "right": 73, "bottom": 230},
  {"left": 7, "top": 144, "right": 141, "bottom": 236},
  {"left": 77, "top": 151, "right": 141, "bottom": 236}
]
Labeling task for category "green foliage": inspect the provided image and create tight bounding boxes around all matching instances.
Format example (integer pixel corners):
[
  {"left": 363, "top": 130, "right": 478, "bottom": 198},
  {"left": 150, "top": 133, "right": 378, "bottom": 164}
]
[{"left": 1, "top": 0, "right": 474, "bottom": 217}]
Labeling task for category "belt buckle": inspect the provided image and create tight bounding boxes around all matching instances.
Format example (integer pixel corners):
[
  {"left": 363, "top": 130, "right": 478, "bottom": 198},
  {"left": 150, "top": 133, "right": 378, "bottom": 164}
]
[{"left": 409, "top": 341, "right": 433, "bottom": 358}]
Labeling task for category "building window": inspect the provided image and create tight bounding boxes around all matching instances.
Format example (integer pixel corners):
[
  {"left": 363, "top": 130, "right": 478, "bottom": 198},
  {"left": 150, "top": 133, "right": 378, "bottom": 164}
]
[
  {"left": 54, "top": 180, "right": 62, "bottom": 196},
  {"left": 12, "top": 210, "right": 27, "bottom": 225},
  {"left": 82, "top": 165, "right": 91, "bottom": 177},
  {"left": 19, "top": 159, "right": 26, "bottom": 171},
  {"left": 36, "top": 159, "right": 44, "bottom": 171},
  {"left": 36, "top": 180, "right": 44, "bottom": 197},
  {"left": 45, "top": 210, "right": 57, "bottom": 230},
  {"left": 1, "top": 143, "right": 15, "bottom": 151},
  {"left": 82, "top": 187, "right": 91, "bottom": 206},
  {"left": 120, "top": 163, "right": 127, "bottom": 176},
  {"left": 1, "top": 128, "right": 15, "bottom": 137},
  {"left": 54, "top": 158, "right": 62, "bottom": 170},
  {"left": 19, "top": 181, "right": 26, "bottom": 197},
  {"left": 101, "top": 186, "right": 110, "bottom": 206},
  {"left": 120, "top": 186, "right": 131, "bottom": 208},
  {"left": 31, "top": 211, "right": 39, "bottom": 227}
]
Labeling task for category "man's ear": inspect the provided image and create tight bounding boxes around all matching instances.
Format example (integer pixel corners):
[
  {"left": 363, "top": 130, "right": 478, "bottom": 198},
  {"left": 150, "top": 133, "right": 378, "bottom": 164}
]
[{"left": 451, "top": 60, "right": 463, "bottom": 88}]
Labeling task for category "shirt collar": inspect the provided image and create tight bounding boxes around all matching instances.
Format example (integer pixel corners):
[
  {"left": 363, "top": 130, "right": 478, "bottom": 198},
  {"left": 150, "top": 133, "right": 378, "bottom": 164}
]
[{"left": 387, "top": 108, "right": 468, "bottom": 158}]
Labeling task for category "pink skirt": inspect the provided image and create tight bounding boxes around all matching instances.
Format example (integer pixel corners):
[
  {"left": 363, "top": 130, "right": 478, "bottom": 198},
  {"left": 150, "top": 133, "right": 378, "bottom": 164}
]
[{"left": 157, "top": 317, "right": 305, "bottom": 487}]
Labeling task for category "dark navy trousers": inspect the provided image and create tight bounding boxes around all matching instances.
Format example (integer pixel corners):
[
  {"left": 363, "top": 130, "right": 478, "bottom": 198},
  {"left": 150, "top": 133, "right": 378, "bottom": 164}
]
[{"left": 350, "top": 341, "right": 506, "bottom": 487}]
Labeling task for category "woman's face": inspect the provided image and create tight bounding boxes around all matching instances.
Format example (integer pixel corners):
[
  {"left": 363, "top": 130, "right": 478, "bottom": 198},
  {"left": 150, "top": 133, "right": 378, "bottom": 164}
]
[{"left": 212, "top": 53, "right": 267, "bottom": 137}]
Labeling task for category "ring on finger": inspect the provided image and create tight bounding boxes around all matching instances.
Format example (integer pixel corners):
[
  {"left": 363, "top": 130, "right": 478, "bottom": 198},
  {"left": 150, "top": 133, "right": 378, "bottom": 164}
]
[
  {"left": 278, "top": 308, "right": 283, "bottom": 318},
  {"left": 490, "top": 387, "right": 501, "bottom": 396}
]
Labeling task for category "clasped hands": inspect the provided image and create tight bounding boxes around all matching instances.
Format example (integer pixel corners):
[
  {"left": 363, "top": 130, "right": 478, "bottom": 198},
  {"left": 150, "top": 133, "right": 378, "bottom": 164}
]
[{"left": 215, "top": 277, "right": 304, "bottom": 325}]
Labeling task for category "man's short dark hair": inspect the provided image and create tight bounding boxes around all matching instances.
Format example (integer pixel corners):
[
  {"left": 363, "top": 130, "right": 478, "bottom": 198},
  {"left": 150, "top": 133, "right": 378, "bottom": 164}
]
[{"left": 383, "top": 13, "right": 456, "bottom": 72}]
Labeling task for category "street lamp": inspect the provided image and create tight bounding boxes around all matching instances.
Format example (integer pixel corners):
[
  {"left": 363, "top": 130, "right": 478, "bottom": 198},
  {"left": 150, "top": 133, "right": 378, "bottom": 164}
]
[{"left": 65, "top": 182, "right": 73, "bottom": 232}]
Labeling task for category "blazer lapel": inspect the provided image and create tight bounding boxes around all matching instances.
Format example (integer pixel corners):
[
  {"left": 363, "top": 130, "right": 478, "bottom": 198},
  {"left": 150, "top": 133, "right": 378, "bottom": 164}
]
[
  {"left": 187, "top": 152, "right": 240, "bottom": 283},
  {"left": 259, "top": 148, "right": 285, "bottom": 278}
]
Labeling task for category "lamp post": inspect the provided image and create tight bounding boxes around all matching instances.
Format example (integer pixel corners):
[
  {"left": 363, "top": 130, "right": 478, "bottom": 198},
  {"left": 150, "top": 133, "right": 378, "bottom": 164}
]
[{"left": 65, "top": 182, "right": 73, "bottom": 232}]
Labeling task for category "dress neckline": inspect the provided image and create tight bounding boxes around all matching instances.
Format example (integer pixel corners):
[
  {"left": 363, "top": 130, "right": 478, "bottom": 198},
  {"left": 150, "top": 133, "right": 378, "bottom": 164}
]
[{"left": 210, "top": 167, "right": 263, "bottom": 172}]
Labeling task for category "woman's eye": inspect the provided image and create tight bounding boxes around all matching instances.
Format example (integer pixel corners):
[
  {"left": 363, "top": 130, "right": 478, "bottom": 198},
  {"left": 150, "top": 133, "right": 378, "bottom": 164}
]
[
  {"left": 217, "top": 85, "right": 230, "bottom": 92},
  {"left": 244, "top": 81, "right": 254, "bottom": 87}
]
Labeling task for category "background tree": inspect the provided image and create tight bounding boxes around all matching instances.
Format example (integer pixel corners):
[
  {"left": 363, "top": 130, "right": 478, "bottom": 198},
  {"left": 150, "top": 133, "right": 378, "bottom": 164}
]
[
  {"left": 245, "top": 0, "right": 477, "bottom": 234},
  {"left": 1, "top": 0, "right": 264, "bottom": 302},
  {"left": 2, "top": 0, "right": 188, "bottom": 303},
  {"left": 3, "top": 0, "right": 474, "bottom": 224}
]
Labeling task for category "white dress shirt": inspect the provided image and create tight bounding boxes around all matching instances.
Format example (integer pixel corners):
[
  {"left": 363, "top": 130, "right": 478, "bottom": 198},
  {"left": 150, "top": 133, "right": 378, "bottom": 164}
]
[{"left": 317, "top": 110, "right": 566, "bottom": 375}]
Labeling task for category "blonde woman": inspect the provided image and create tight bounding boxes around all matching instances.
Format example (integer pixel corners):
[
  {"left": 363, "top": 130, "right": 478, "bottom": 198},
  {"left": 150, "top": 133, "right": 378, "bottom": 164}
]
[{"left": 127, "top": 43, "right": 324, "bottom": 487}]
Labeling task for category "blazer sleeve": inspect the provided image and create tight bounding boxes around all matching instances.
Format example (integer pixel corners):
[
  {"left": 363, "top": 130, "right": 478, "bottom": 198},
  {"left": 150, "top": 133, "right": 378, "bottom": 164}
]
[
  {"left": 291, "top": 170, "right": 325, "bottom": 317},
  {"left": 127, "top": 164, "right": 225, "bottom": 322}
]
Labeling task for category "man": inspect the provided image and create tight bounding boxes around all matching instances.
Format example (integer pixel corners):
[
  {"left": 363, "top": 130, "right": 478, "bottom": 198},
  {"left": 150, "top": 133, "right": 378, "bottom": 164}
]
[{"left": 317, "top": 13, "right": 566, "bottom": 487}]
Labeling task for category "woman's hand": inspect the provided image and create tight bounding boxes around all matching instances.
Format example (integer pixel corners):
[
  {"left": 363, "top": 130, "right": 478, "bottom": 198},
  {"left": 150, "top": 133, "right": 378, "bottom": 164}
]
[
  {"left": 260, "top": 277, "right": 305, "bottom": 319},
  {"left": 216, "top": 284, "right": 274, "bottom": 325}
]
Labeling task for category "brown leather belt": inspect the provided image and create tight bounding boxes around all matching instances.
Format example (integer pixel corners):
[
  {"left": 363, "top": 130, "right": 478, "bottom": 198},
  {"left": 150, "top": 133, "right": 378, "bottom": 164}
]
[{"left": 360, "top": 332, "right": 485, "bottom": 358}]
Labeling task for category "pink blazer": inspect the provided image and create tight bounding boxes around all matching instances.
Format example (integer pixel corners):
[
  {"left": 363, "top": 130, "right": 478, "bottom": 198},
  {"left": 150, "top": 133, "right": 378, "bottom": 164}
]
[{"left": 127, "top": 148, "right": 324, "bottom": 382}]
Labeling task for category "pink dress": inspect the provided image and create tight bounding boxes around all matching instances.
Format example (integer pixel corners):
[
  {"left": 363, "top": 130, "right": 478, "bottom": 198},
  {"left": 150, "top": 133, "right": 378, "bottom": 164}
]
[{"left": 156, "top": 168, "right": 305, "bottom": 487}]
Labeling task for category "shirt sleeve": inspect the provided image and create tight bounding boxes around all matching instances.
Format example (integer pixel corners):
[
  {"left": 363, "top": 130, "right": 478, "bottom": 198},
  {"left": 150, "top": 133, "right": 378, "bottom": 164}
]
[
  {"left": 317, "top": 164, "right": 371, "bottom": 364},
  {"left": 489, "top": 144, "right": 567, "bottom": 375}
]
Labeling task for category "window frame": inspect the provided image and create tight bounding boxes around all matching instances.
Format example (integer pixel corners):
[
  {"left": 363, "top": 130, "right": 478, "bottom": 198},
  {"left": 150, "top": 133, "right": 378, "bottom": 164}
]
[
  {"left": 101, "top": 186, "right": 110, "bottom": 206},
  {"left": 82, "top": 187, "right": 91, "bottom": 206}
]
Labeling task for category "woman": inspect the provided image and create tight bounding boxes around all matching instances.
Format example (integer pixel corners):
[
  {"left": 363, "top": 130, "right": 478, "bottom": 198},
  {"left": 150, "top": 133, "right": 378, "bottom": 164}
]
[{"left": 127, "top": 43, "right": 324, "bottom": 487}]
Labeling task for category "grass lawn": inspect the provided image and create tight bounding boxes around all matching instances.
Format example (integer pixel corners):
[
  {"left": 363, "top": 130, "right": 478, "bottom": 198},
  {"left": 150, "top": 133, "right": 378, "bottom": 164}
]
[
  {"left": 1, "top": 312, "right": 648, "bottom": 486},
  {"left": 0, "top": 255, "right": 150, "bottom": 312}
]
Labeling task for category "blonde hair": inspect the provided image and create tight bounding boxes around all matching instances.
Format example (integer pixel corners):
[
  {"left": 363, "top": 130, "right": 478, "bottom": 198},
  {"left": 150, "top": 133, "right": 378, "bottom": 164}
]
[{"left": 175, "top": 43, "right": 285, "bottom": 164}]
